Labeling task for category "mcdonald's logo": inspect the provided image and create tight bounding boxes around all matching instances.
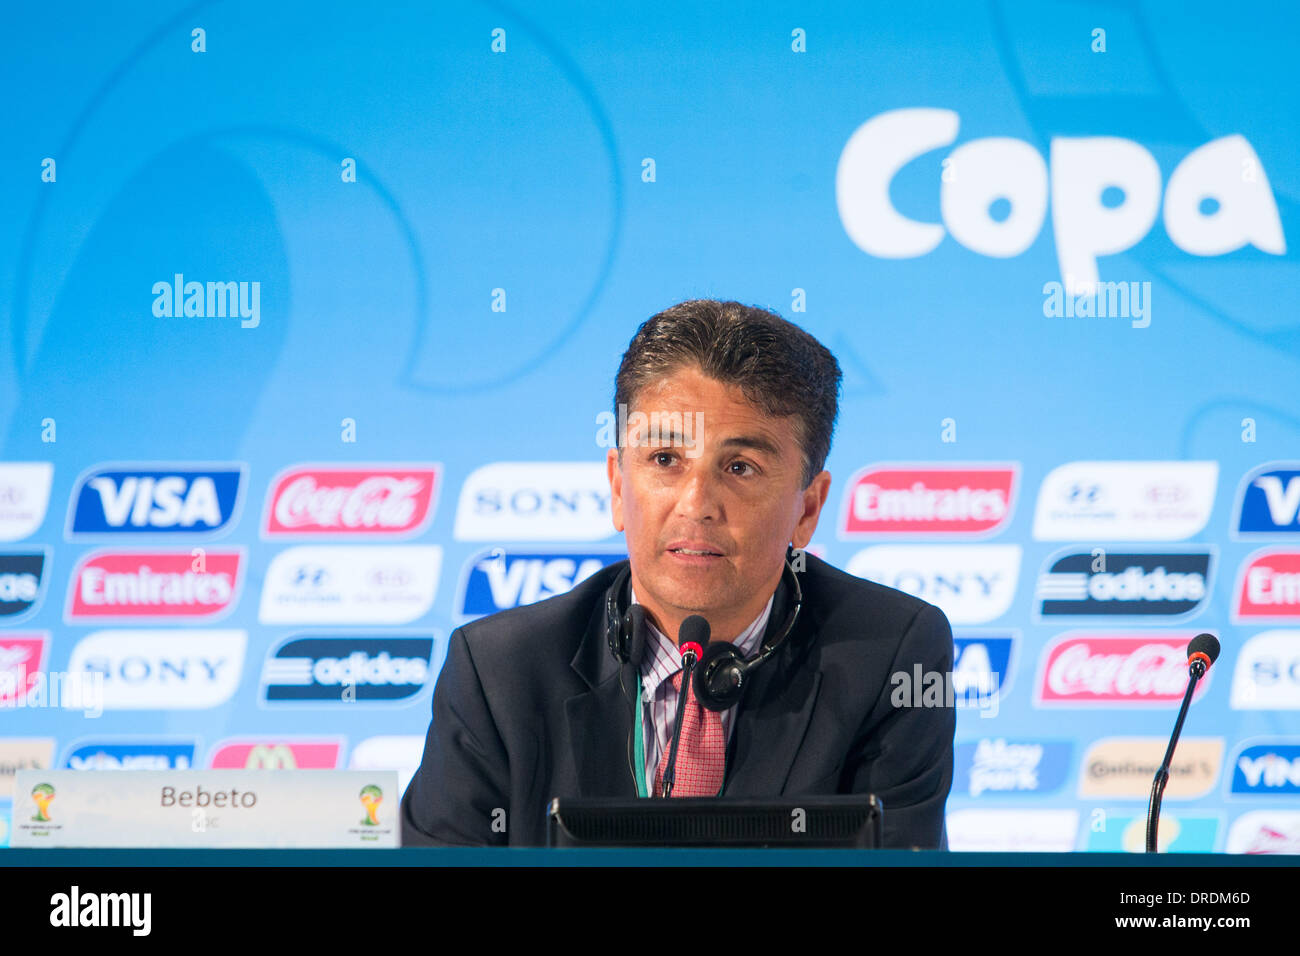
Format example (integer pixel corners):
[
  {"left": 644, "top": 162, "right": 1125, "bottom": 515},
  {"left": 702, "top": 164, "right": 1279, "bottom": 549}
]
[{"left": 208, "top": 739, "right": 342, "bottom": 770}]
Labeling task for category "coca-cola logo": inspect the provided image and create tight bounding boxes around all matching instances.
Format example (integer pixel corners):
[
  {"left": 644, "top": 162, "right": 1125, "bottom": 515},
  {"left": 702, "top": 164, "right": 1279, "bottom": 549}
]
[
  {"left": 276, "top": 477, "right": 420, "bottom": 528},
  {"left": 264, "top": 466, "right": 440, "bottom": 537},
  {"left": 1035, "top": 634, "right": 1213, "bottom": 705},
  {"left": 0, "top": 634, "right": 46, "bottom": 705}
]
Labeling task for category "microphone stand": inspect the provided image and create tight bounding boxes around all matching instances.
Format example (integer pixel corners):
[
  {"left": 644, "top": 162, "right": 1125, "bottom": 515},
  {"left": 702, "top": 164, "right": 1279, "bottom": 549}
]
[
  {"left": 1145, "top": 657, "right": 1208, "bottom": 852},
  {"left": 660, "top": 650, "right": 699, "bottom": 798}
]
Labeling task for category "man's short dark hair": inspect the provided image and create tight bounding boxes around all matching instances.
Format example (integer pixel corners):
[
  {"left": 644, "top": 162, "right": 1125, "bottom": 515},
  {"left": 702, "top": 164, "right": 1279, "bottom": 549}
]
[{"left": 614, "top": 299, "right": 842, "bottom": 488}]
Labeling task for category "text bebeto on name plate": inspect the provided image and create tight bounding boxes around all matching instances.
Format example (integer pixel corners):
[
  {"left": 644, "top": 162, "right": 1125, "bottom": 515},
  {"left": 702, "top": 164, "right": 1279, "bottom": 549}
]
[{"left": 10, "top": 770, "right": 398, "bottom": 848}]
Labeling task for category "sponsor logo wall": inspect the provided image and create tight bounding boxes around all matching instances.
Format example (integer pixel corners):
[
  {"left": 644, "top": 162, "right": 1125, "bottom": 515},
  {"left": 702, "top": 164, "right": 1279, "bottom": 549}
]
[
  {"left": 6, "top": 455, "right": 1296, "bottom": 851},
  {"left": 3, "top": 3, "right": 1297, "bottom": 853}
]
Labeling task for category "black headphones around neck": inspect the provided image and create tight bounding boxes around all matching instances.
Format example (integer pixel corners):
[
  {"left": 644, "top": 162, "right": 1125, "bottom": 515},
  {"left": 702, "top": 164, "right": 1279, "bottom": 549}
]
[{"left": 605, "top": 546, "right": 804, "bottom": 711}]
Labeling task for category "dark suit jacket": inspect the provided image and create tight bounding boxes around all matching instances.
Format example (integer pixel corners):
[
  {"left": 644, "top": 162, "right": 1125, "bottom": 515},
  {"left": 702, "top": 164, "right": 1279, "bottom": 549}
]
[{"left": 400, "top": 552, "right": 955, "bottom": 848}]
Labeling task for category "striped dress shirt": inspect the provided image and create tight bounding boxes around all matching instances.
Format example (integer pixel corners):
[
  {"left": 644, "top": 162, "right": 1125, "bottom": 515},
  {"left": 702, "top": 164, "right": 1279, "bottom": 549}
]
[{"left": 629, "top": 584, "right": 774, "bottom": 793}]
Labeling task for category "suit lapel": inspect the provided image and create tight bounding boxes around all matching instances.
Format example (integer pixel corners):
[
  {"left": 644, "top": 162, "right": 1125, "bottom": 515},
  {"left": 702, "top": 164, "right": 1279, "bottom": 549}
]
[
  {"left": 563, "top": 584, "right": 638, "bottom": 798},
  {"left": 722, "top": 572, "right": 823, "bottom": 797},
  {"left": 722, "top": 656, "right": 822, "bottom": 796}
]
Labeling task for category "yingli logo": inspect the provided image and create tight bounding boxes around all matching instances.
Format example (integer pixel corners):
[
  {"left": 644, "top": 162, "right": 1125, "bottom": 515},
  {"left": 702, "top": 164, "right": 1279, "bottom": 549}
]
[{"left": 0, "top": 634, "right": 47, "bottom": 706}]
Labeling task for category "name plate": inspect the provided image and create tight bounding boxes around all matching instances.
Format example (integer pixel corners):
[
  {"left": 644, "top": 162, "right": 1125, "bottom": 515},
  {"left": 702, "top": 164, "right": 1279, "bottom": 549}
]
[{"left": 11, "top": 770, "right": 399, "bottom": 848}]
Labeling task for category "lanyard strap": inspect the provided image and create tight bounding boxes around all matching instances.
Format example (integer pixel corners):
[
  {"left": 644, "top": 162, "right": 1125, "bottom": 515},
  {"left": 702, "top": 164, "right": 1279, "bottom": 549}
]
[
  {"left": 633, "top": 674, "right": 648, "bottom": 797},
  {"left": 633, "top": 672, "right": 726, "bottom": 798}
]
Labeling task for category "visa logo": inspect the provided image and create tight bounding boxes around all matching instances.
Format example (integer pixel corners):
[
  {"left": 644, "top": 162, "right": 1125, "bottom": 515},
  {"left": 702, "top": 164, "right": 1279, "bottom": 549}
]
[
  {"left": 69, "top": 466, "right": 244, "bottom": 536},
  {"left": 458, "top": 550, "right": 624, "bottom": 618},
  {"left": 1236, "top": 466, "right": 1300, "bottom": 537},
  {"left": 952, "top": 634, "right": 1015, "bottom": 700}
]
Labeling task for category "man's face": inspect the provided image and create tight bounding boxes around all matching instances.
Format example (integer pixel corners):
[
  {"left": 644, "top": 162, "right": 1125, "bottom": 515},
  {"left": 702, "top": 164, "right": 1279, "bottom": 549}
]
[{"left": 607, "top": 365, "right": 831, "bottom": 636}]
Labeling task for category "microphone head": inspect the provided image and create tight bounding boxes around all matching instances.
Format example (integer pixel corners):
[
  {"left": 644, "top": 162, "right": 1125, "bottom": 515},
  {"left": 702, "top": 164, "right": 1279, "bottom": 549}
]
[
  {"left": 678, "top": 614, "right": 711, "bottom": 651},
  {"left": 1188, "top": 633, "right": 1220, "bottom": 667}
]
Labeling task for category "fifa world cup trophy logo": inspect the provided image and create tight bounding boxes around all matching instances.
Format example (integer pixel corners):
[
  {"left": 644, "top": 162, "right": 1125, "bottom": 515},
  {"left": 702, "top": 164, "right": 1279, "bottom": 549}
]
[
  {"left": 31, "top": 782, "right": 55, "bottom": 823},
  {"left": 359, "top": 784, "right": 383, "bottom": 826}
]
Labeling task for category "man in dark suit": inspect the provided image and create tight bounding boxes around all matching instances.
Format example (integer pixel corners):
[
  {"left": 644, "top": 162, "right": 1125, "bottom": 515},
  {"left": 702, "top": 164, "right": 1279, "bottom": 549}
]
[{"left": 401, "top": 299, "right": 955, "bottom": 848}]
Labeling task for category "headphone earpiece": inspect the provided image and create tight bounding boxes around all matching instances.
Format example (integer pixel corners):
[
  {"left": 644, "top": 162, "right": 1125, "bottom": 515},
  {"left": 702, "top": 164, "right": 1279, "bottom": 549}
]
[
  {"left": 623, "top": 604, "right": 647, "bottom": 669},
  {"left": 605, "top": 551, "right": 804, "bottom": 710},
  {"left": 605, "top": 564, "right": 631, "bottom": 663},
  {"left": 693, "top": 640, "right": 746, "bottom": 711},
  {"left": 607, "top": 564, "right": 648, "bottom": 667}
]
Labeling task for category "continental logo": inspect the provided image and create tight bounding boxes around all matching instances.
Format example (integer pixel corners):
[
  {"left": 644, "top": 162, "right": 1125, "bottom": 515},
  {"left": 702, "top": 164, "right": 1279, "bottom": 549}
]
[{"left": 1078, "top": 737, "right": 1223, "bottom": 799}]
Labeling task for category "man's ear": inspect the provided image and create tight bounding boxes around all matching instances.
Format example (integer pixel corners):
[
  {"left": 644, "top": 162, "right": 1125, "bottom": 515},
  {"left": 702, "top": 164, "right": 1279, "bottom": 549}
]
[
  {"left": 791, "top": 470, "right": 831, "bottom": 549},
  {"left": 607, "top": 447, "right": 625, "bottom": 532}
]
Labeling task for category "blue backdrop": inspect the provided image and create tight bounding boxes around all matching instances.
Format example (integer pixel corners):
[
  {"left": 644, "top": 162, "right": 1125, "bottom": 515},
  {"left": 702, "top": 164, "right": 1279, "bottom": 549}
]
[{"left": 1, "top": 0, "right": 1297, "bottom": 852}]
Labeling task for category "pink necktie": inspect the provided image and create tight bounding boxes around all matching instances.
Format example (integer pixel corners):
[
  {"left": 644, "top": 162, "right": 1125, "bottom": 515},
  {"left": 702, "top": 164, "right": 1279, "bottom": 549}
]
[{"left": 653, "top": 669, "right": 725, "bottom": 797}]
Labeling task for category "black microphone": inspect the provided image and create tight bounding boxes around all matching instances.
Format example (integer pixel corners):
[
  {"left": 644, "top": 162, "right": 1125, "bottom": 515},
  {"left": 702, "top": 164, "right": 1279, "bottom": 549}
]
[
  {"left": 1145, "top": 633, "right": 1220, "bottom": 852},
  {"left": 659, "top": 615, "right": 711, "bottom": 798}
]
